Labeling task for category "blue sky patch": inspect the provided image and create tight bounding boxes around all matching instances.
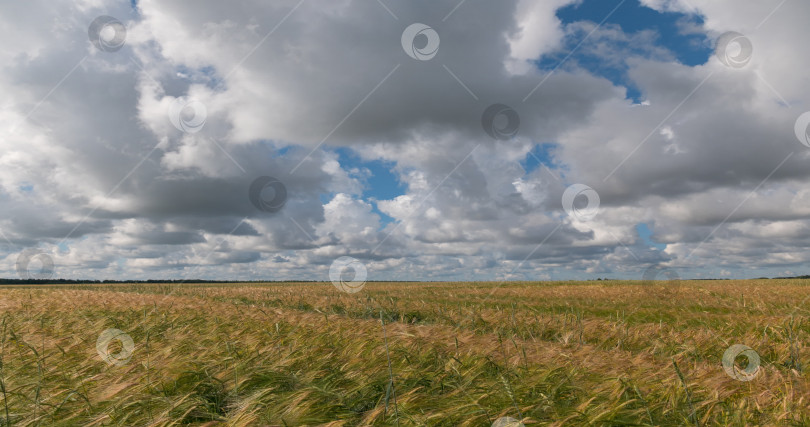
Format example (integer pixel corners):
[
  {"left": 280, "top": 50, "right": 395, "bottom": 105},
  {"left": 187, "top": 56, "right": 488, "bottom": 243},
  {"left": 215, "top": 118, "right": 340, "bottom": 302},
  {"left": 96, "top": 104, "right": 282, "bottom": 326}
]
[
  {"left": 547, "top": 0, "right": 712, "bottom": 102},
  {"left": 636, "top": 223, "right": 666, "bottom": 250},
  {"left": 520, "top": 143, "right": 562, "bottom": 176},
  {"left": 334, "top": 148, "right": 405, "bottom": 201},
  {"left": 333, "top": 147, "right": 405, "bottom": 226}
]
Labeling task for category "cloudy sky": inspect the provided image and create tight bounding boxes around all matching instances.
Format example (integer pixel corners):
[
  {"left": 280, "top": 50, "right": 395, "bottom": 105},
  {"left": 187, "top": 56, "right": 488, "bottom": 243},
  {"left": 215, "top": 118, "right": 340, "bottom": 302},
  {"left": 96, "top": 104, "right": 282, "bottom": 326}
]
[{"left": 1, "top": 0, "right": 809, "bottom": 281}]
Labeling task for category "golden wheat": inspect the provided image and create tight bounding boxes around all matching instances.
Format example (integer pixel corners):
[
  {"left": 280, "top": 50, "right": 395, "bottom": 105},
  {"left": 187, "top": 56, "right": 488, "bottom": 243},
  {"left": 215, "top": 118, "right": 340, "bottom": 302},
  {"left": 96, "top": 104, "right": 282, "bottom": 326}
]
[{"left": 0, "top": 280, "right": 807, "bottom": 425}]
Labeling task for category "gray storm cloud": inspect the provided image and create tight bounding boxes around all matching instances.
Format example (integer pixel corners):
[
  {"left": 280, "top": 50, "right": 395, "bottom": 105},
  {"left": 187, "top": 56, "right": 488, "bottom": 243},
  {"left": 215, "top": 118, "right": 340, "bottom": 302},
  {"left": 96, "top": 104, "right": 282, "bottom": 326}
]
[{"left": 0, "top": 0, "right": 808, "bottom": 281}]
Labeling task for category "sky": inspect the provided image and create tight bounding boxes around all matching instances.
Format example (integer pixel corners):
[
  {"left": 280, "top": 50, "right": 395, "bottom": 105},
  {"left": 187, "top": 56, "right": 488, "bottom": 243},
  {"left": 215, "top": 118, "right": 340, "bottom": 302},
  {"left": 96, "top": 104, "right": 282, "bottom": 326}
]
[{"left": 1, "top": 0, "right": 809, "bottom": 282}]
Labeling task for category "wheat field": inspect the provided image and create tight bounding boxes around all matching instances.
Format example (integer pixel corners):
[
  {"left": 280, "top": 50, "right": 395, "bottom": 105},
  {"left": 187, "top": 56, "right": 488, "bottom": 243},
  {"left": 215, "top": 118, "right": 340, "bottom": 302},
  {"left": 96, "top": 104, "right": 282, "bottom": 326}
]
[{"left": 0, "top": 280, "right": 807, "bottom": 426}]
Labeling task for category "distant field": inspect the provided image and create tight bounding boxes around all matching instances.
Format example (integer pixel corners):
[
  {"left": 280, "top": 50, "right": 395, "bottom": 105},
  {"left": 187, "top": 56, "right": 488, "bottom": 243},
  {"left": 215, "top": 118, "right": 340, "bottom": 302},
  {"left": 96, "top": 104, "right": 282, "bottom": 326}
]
[{"left": 0, "top": 280, "right": 808, "bottom": 426}]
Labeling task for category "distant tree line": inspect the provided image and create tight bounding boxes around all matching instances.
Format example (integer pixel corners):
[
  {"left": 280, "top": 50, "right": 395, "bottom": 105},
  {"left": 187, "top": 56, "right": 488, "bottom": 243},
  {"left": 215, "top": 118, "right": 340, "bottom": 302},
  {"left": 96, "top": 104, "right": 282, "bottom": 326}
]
[
  {"left": 0, "top": 279, "right": 322, "bottom": 285},
  {"left": 0, "top": 276, "right": 807, "bottom": 286}
]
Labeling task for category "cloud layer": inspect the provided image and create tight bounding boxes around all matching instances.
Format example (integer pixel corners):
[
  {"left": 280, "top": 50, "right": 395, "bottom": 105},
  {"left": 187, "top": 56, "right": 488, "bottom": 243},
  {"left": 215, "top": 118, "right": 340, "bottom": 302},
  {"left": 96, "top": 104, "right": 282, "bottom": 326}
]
[{"left": 1, "top": 0, "right": 808, "bottom": 281}]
